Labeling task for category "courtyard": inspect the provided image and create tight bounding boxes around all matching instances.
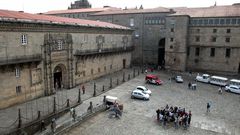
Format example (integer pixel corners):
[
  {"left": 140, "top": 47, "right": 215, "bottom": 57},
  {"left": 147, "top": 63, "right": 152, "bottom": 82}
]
[{"left": 66, "top": 71, "right": 240, "bottom": 135}]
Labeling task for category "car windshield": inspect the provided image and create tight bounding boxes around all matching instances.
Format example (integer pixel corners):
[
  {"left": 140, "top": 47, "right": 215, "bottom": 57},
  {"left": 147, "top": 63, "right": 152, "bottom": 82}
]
[{"left": 137, "top": 87, "right": 147, "bottom": 91}]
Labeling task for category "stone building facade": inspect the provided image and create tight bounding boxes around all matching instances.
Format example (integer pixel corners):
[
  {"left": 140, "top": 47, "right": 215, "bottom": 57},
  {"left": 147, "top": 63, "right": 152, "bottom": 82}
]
[
  {"left": 44, "top": 4, "right": 240, "bottom": 75},
  {"left": 0, "top": 10, "right": 133, "bottom": 109}
]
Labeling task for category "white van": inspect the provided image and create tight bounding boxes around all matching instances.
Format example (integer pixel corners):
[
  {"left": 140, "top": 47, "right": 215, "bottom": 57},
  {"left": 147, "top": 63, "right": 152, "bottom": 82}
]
[
  {"left": 195, "top": 74, "right": 210, "bottom": 83},
  {"left": 209, "top": 76, "right": 228, "bottom": 86},
  {"left": 228, "top": 79, "right": 240, "bottom": 88}
]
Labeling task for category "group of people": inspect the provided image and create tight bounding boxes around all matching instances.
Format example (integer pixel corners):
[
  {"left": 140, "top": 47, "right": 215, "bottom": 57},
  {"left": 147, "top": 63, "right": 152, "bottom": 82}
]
[{"left": 156, "top": 104, "right": 192, "bottom": 129}]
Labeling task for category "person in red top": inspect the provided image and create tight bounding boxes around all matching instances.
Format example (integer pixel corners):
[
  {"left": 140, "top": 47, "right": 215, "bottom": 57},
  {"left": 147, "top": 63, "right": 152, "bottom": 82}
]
[{"left": 82, "top": 85, "right": 85, "bottom": 94}]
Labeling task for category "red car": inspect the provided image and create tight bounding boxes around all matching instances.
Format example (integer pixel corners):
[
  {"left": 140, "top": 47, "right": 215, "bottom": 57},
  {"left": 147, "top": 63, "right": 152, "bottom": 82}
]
[{"left": 145, "top": 74, "right": 163, "bottom": 85}]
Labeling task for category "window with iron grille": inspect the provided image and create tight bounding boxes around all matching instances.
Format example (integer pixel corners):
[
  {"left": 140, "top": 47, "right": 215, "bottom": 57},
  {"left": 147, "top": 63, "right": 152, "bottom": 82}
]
[
  {"left": 21, "top": 34, "right": 27, "bottom": 45},
  {"left": 195, "top": 47, "right": 200, "bottom": 56},
  {"left": 225, "top": 37, "right": 230, "bottom": 43},
  {"left": 16, "top": 86, "right": 22, "bottom": 95}
]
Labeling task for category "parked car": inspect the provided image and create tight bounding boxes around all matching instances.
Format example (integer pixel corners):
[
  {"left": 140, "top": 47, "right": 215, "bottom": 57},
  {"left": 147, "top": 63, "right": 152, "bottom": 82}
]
[
  {"left": 195, "top": 74, "right": 210, "bottom": 83},
  {"left": 131, "top": 90, "right": 150, "bottom": 100},
  {"left": 145, "top": 74, "right": 163, "bottom": 85},
  {"left": 225, "top": 85, "right": 240, "bottom": 94},
  {"left": 134, "top": 86, "right": 152, "bottom": 95},
  {"left": 175, "top": 76, "right": 183, "bottom": 83}
]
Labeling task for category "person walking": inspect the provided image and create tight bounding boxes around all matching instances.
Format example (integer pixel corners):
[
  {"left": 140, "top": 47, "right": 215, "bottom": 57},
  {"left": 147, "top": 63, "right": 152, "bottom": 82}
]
[
  {"left": 41, "top": 120, "right": 45, "bottom": 131},
  {"left": 156, "top": 109, "right": 160, "bottom": 121},
  {"left": 82, "top": 85, "right": 85, "bottom": 94},
  {"left": 51, "top": 118, "right": 56, "bottom": 133}
]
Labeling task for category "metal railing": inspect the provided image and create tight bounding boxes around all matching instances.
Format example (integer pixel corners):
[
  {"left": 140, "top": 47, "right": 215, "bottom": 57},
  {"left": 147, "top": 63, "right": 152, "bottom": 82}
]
[
  {"left": 74, "top": 46, "right": 134, "bottom": 56},
  {"left": 0, "top": 54, "right": 42, "bottom": 66}
]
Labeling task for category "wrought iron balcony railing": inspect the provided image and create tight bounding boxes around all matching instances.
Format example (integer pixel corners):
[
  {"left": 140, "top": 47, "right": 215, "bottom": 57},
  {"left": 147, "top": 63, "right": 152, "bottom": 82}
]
[
  {"left": 0, "top": 54, "right": 42, "bottom": 66},
  {"left": 74, "top": 46, "right": 134, "bottom": 56}
]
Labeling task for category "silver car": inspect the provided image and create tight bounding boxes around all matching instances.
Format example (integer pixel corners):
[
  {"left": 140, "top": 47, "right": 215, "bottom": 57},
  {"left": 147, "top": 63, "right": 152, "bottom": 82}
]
[
  {"left": 131, "top": 90, "right": 150, "bottom": 100},
  {"left": 175, "top": 76, "right": 183, "bottom": 83}
]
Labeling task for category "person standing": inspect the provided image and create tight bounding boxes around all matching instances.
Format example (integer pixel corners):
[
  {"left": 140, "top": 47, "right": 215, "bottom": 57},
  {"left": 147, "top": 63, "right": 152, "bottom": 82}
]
[
  {"left": 188, "top": 82, "right": 191, "bottom": 89},
  {"left": 188, "top": 111, "right": 192, "bottom": 126},
  {"left": 82, "top": 85, "right": 85, "bottom": 94},
  {"left": 156, "top": 109, "right": 160, "bottom": 121},
  {"left": 207, "top": 102, "right": 211, "bottom": 113}
]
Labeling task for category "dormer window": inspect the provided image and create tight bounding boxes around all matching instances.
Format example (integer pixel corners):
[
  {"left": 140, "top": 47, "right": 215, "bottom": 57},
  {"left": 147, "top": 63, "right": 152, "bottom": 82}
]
[{"left": 21, "top": 34, "right": 27, "bottom": 45}]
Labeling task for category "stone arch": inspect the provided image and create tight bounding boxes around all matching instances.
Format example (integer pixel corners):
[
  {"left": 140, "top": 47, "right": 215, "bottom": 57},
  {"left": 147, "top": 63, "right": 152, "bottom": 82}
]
[{"left": 53, "top": 64, "right": 67, "bottom": 89}]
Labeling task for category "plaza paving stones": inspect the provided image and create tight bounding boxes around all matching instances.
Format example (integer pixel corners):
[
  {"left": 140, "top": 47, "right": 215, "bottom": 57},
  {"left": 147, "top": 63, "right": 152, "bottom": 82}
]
[{"left": 65, "top": 71, "right": 240, "bottom": 135}]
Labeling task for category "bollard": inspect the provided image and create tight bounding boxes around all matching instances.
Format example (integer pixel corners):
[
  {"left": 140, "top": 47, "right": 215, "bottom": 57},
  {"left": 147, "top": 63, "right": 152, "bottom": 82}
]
[
  {"left": 102, "top": 85, "right": 105, "bottom": 92},
  {"left": 122, "top": 72, "right": 125, "bottom": 82},
  {"left": 88, "top": 102, "right": 93, "bottom": 113},
  {"left": 109, "top": 78, "right": 112, "bottom": 88},
  {"left": 18, "top": 109, "right": 22, "bottom": 128},
  {"left": 117, "top": 78, "right": 119, "bottom": 85},
  {"left": 128, "top": 74, "right": 130, "bottom": 80},
  {"left": 103, "top": 95, "right": 106, "bottom": 104},
  {"left": 78, "top": 89, "right": 81, "bottom": 103},
  {"left": 37, "top": 111, "right": 41, "bottom": 120},
  {"left": 53, "top": 97, "right": 56, "bottom": 113},
  {"left": 93, "top": 83, "right": 96, "bottom": 97},
  {"left": 138, "top": 69, "right": 140, "bottom": 75},
  {"left": 67, "top": 99, "right": 70, "bottom": 107}
]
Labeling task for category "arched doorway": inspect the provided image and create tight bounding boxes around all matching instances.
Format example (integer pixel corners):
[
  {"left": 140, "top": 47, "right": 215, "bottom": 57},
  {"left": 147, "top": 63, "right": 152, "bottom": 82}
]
[
  {"left": 53, "top": 64, "right": 67, "bottom": 89},
  {"left": 158, "top": 38, "right": 165, "bottom": 67}
]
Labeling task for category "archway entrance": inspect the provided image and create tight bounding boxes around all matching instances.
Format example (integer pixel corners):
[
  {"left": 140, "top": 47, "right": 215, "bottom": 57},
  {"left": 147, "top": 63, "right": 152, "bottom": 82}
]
[
  {"left": 158, "top": 38, "right": 165, "bottom": 68},
  {"left": 53, "top": 64, "right": 67, "bottom": 89}
]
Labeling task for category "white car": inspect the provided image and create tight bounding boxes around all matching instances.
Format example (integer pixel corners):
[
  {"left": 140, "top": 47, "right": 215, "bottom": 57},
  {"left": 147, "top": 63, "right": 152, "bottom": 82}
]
[
  {"left": 195, "top": 74, "right": 210, "bottom": 83},
  {"left": 225, "top": 85, "right": 240, "bottom": 94},
  {"left": 131, "top": 90, "right": 150, "bottom": 100},
  {"left": 134, "top": 86, "right": 152, "bottom": 95},
  {"left": 175, "top": 76, "right": 183, "bottom": 83}
]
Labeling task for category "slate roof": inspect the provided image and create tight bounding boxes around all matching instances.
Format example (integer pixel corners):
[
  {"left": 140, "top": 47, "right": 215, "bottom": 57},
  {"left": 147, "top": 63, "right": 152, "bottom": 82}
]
[
  {"left": 44, "top": 7, "right": 120, "bottom": 15},
  {"left": 0, "top": 9, "right": 130, "bottom": 30},
  {"left": 171, "top": 4, "right": 240, "bottom": 17}
]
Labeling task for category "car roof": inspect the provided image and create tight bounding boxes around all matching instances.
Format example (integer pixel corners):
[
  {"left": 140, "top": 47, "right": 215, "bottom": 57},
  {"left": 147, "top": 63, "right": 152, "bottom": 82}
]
[
  {"left": 136, "top": 86, "right": 146, "bottom": 89},
  {"left": 146, "top": 74, "right": 157, "bottom": 78},
  {"left": 133, "top": 89, "right": 145, "bottom": 93}
]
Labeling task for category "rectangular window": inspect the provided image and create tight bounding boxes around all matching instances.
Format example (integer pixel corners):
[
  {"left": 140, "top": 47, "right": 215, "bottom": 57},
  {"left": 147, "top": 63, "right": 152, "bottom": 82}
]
[
  {"left": 83, "top": 35, "right": 88, "bottom": 43},
  {"left": 110, "top": 65, "right": 112, "bottom": 69},
  {"left": 198, "top": 19, "right": 203, "bottom": 25},
  {"left": 214, "top": 19, "right": 219, "bottom": 24},
  {"left": 220, "top": 19, "right": 225, "bottom": 24},
  {"left": 196, "top": 29, "right": 200, "bottom": 33},
  {"left": 209, "top": 19, "right": 213, "bottom": 24},
  {"left": 226, "top": 29, "right": 231, "bottom": 33},
  {"left": 225, "top": 37, "right": 230, "bottom": 43},
  {"left": 15, "top": 67, "right": 20, "bottom": 77},
  {"left": 130, "top": 18, "right": 134, "bottom": 26},
  {"left": 98, "top": 68, "right": 101, "bottom": 73},
  {"left": 204, "top": 19, "right": 208, "bottom": 25},
  {"left": 170, "top": 38, "right": 174, "bottom": 42},
  {"left": 187, "top": 47, "right": 190, "bottom": 56},
  {"left": 195, "top": 36, "right": 200, "bottom": 42},
  {"left": 210, "top": 48, "right": 215, "bottom": 57},
  {"left": 195, "top": 47, "right": 200, "bottom": 56},
  {"left": 21, "top": 34, "right": 27, "bottom": 45},
  {"left": 211, "top": 37, "right": 217, "bottom": 42},
  {"left": 225, "top": 48, "right": 231, "bottom": 58},
  {"left": 170, "top": 28, "right": 174, "bottom": 32},
  {"left": 57, "top": 40, "right": 63, "bottom": 50},
  {"left": 231, "top": 18, "right": 236, "bottom": 24},
  {"left": 226, "top": 19, "right": 231, "bottom": 24},
  {"left": 213, "top": 29, "right": 217, "bottom": 33},
  {"left": 91, "top": 69, "right": 93, "bottom": 74},
  {"left": 16, "top": 86, "right": 22, "bottom": 95}
]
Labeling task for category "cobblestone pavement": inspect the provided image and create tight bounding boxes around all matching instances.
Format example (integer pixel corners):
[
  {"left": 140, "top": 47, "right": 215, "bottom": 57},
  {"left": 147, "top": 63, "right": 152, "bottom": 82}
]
[
  {"left": 0, "top": 68, "right": 139, "bottom": 134},
  {"left": 65, "top": 71, "right": 240, "bottom": 135}
]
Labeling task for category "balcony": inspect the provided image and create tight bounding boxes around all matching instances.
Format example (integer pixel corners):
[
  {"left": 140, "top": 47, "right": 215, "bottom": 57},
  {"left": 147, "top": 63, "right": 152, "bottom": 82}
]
[
  {"left": 0, "top": 54, "right": 42, "bottom": 66},
  {"left": 74, "top": 46, "right": 134, "bottom": 56}
]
